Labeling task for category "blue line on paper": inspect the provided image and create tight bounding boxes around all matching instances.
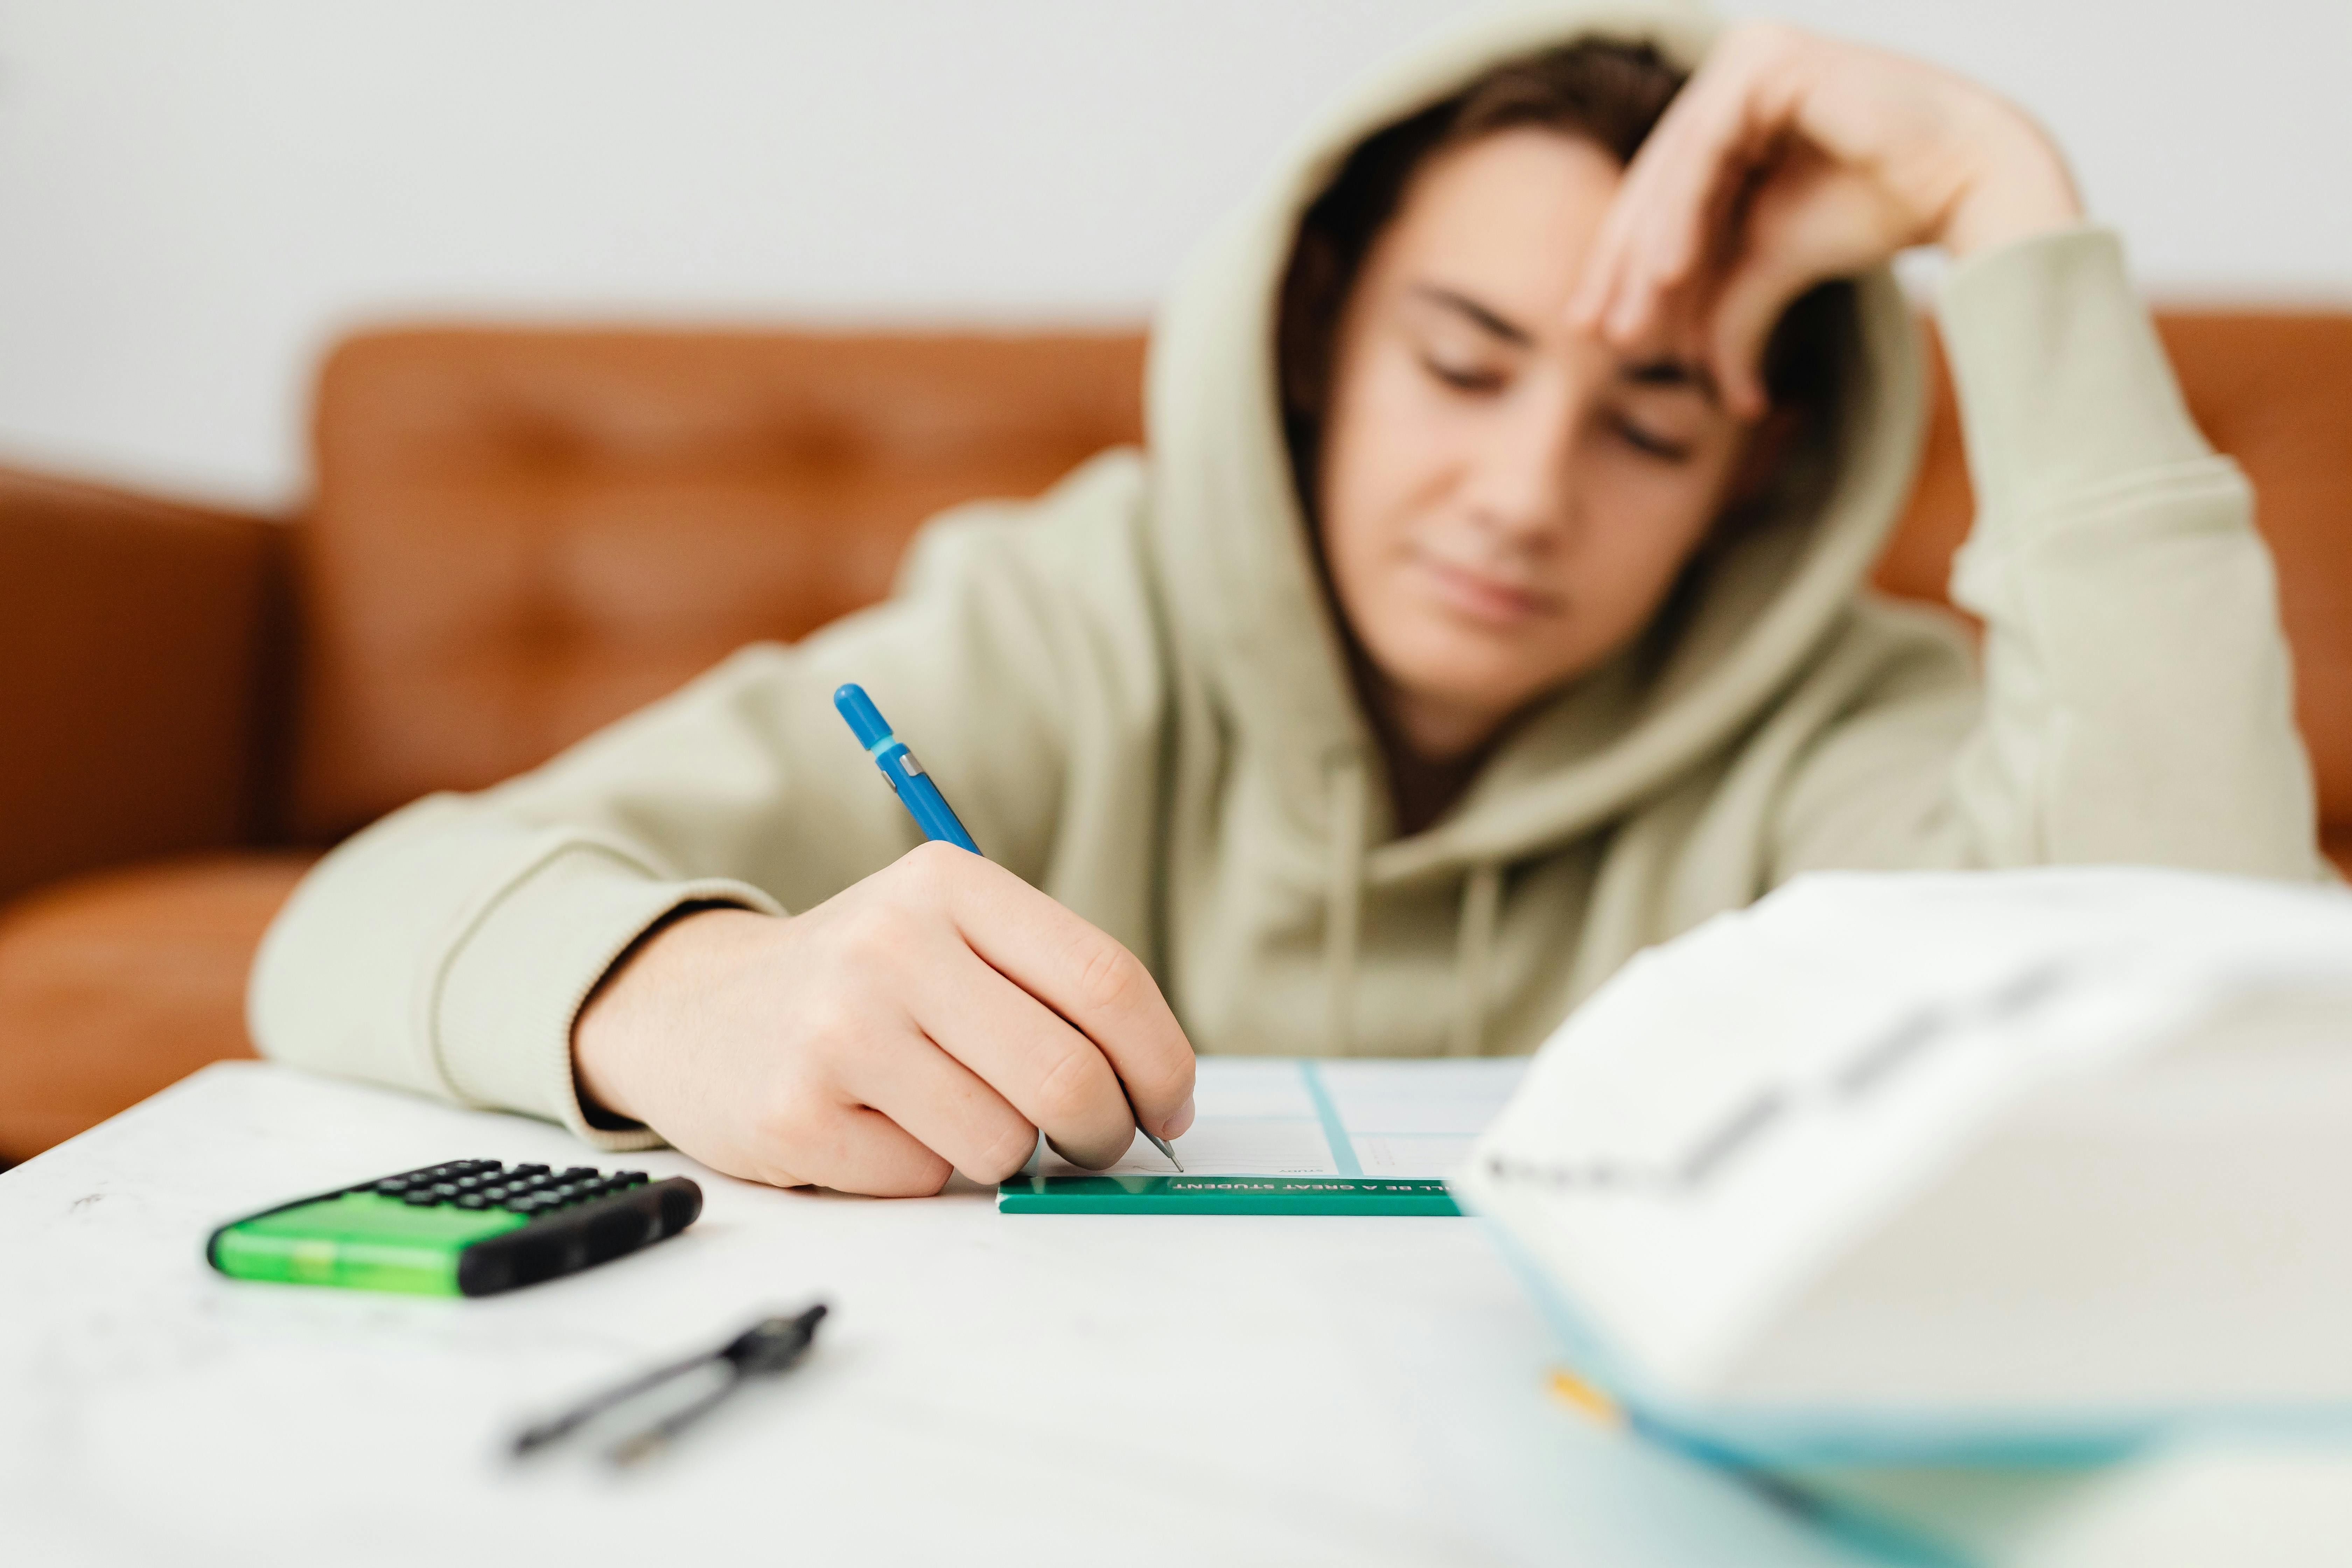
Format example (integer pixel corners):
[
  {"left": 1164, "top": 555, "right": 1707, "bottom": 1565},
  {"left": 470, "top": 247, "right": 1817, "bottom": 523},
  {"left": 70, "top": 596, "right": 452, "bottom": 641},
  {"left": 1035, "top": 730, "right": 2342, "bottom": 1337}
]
[{"left": 1298, "top": 1061, "right": 1363, "bottom": 1177}]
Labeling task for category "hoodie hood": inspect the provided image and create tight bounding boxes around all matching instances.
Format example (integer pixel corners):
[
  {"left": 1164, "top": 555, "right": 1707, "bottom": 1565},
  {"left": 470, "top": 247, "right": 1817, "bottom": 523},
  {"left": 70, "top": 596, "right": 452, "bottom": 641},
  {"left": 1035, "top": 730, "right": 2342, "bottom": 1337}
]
[{"left": 1144, "top": 0, "right": 1928, "bottom": 891}]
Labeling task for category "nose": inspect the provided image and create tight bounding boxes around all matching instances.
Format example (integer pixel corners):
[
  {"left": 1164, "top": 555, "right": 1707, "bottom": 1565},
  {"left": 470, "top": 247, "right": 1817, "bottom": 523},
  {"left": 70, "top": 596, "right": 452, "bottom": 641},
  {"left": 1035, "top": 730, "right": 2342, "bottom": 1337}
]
[{"left": 1460, "top": 374, "right": 1578, "bottom": 554}]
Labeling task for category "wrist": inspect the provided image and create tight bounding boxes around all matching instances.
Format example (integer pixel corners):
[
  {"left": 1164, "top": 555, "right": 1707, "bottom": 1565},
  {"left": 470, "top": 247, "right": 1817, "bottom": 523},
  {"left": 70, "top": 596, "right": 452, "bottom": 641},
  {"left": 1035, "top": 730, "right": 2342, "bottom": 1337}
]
[
  {"left": 573, "top": 904, "right": 769, "bottom": 1127},
  {"left": 1936, "top": 101, "right": 2081, "bottom": 259}
]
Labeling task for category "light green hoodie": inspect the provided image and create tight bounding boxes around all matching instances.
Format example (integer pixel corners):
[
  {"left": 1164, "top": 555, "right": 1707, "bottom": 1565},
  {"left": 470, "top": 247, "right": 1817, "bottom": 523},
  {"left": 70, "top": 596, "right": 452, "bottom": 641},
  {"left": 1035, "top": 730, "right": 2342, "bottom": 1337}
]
[{"left": 251, "top": 0, "right": 2320, "bottom": 1153}]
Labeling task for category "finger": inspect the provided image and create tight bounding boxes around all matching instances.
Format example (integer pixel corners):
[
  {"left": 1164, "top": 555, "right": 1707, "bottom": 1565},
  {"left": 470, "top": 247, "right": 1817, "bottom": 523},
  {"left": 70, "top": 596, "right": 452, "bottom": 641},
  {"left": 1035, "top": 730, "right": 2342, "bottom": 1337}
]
[
  {"left": 1568, "top": 84, "right": 1712, "bottom": 331},
  {"left": 765, "top": 1098, "right": 954, "bottom": 1198},
  {"left": 834, "top": 1016, "right": 1043, "bottom": 1183},
  {"left": 1578, "top": 28, "right": 1808, "bottom": 344},
  {"left": 1705, "top": 254, "right": 1809, "bottom": 421},
  {"left": 1568, "top": 39, "right": 1742, "bottom": 329},
  {"left": 905, "top": 940, "right": 1139, "bottom": 1169},
  {"left": 1704, "top": 165, "right": 1896, "bottom": 417},
  {"left": 1606, "top": 71, "right": 1785, "bottom": 343},
  {"left": 910, "top": 845, "right": 1197, "bottom": 1136}
]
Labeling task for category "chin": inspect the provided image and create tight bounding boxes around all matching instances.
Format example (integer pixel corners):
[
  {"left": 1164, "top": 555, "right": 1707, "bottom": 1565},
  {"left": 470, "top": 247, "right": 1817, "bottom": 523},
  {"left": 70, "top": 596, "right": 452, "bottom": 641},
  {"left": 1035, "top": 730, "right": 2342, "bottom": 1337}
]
[{"left": 1378, "top": 619, "right": 1557, "bottom": 720}]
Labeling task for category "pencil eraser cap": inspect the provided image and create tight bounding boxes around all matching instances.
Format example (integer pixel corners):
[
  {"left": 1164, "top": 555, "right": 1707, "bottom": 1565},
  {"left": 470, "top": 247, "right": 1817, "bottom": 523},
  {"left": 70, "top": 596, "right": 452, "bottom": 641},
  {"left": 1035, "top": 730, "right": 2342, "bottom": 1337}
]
[{"left": 832, "top": 684, "right": 891, "bottom": 748}]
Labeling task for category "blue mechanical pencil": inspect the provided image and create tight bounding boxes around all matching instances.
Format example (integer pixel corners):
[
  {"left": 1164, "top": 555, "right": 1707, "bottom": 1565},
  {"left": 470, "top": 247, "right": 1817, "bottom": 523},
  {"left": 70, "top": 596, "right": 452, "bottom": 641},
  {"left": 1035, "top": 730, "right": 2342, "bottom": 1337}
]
[{"left": 832, "top": 683, "right": 1183, "bottom": 1171}]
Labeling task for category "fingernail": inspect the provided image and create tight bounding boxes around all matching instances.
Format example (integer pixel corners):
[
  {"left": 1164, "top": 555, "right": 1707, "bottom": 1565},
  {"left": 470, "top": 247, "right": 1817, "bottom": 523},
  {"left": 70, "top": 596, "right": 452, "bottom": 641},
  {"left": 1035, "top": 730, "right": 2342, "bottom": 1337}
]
[{"left": 1162, "top": 1095, "right": 1196, "bottom": 1140}]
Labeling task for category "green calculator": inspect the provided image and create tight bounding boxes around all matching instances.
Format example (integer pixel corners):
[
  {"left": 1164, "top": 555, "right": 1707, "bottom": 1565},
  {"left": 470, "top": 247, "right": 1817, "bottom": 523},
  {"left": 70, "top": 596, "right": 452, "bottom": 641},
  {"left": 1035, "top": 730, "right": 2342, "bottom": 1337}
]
[{"left": 206, "top": 1158, "right": 702, "bottom": 1297}]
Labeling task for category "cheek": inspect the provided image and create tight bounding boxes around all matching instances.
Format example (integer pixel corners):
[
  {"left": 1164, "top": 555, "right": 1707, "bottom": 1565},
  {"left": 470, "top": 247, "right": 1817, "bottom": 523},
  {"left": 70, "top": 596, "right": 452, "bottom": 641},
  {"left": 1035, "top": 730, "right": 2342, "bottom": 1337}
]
[
  {"left": 1581, "top": 451, "right": 1734, "bottom": 584},
  {"left": 1319, "top": 356, "right": 1465, "bottom": 602}
]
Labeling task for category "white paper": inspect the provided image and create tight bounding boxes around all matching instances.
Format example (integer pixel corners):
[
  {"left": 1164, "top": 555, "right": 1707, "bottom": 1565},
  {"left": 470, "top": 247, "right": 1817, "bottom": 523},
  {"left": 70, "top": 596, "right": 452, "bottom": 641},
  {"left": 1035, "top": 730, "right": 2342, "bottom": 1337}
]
[{"left": 1028, "top": 1057, "right": 1528, "bottom": 1180}]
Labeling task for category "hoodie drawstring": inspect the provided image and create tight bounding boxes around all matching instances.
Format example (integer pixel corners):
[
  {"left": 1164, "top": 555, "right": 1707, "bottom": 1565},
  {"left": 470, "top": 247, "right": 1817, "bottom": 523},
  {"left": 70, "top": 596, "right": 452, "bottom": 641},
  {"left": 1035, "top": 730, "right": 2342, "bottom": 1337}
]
[
  {"left": 1450, "top": 862, "right": 1501, "bottom": 1057},
  {"left": 1323, "top": 754, "right": 1367, "bottom": 1056}
]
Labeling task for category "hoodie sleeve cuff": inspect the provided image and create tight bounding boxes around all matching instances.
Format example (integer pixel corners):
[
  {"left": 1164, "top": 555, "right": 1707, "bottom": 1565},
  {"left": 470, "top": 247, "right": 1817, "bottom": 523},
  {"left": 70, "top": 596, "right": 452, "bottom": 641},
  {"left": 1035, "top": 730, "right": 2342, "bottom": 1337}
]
[
  {"left": 1936, "top": 223, "right": 2214, "bottom": 535},
  {"left": 432, "top": 841, "right": 784, "bottom": 1151}
]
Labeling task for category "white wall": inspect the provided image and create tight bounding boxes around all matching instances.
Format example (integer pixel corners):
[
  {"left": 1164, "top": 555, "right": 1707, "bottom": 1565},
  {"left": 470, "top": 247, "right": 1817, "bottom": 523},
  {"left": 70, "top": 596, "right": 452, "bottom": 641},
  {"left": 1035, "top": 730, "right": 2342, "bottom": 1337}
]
[{"left": 0, "top": 0, "right": 2346, "bottom": 509}]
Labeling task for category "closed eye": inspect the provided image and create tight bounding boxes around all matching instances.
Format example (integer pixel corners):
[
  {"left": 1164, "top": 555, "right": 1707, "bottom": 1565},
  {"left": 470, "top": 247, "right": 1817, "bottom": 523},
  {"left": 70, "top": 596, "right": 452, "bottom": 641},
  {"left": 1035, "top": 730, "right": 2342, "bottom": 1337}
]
[
  {"left": 1614, "top": 416, "right": 1693, "bottom": 462},
  {"left": 1421, "top": 353, "right": 1507, "bottom": 394}
]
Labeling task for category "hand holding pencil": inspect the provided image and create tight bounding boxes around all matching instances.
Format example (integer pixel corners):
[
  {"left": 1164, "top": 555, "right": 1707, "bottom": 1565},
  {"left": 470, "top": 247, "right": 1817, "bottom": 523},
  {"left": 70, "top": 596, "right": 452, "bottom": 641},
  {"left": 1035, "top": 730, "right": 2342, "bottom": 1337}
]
[{"left": 568, "top": 685, "right": 1196, "bottom": 1197}]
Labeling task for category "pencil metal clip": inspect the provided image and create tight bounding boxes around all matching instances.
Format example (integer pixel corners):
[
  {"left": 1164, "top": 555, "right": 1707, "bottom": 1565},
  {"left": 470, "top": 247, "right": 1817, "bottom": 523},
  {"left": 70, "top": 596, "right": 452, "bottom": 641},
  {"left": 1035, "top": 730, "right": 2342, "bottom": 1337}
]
[{"left": 512, "top": 1303, "right": 828, "bottom": 1466}]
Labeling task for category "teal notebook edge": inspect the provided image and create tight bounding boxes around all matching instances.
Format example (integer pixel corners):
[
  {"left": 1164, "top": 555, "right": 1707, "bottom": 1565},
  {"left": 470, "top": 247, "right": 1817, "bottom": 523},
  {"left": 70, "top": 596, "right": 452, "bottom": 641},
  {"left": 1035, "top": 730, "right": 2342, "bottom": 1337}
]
[{"left": 996, "top": 1174, "right": 1461, "bottom": 1216}]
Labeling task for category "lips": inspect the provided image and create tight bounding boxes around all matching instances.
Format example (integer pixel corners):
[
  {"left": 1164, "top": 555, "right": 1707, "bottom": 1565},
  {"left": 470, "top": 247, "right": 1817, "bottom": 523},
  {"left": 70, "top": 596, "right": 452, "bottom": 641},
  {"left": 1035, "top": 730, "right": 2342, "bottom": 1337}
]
[{"left": 1410, "top": 545, "right": 1561, "bottom": 627}]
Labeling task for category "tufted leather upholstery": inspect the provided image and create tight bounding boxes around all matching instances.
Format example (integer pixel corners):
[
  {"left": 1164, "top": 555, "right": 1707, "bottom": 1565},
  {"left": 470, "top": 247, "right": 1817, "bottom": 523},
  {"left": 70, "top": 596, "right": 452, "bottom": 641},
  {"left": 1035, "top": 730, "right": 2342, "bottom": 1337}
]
[
  {"left": 290, "top": 330, "right": 1149, "bottom": 843},
  {"left": 0, "top": 313, "right": 2346, "bottom": 1162},
  {"left": 0, "top": 468, "right": 286, "bottom": 913},
  {"left": 0, "top": 854, "right": 316, "bottom": 1158}
]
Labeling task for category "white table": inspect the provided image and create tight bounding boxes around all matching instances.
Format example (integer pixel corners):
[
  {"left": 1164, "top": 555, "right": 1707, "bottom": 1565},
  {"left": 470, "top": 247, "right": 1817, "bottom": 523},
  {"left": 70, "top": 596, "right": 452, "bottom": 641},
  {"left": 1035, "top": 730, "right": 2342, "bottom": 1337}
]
[
  {"left": 4, "top": 1063, "right": 2345, "bottom": 1567},
  {"left": 1, "top": 1063, "right": 1862, "bottom": 1568}
]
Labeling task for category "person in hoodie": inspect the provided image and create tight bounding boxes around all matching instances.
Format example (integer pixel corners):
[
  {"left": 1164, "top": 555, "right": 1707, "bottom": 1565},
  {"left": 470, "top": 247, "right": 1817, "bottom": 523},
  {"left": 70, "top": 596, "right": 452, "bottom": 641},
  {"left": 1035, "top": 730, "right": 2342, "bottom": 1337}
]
[{"left": 251, "top": 6, "right": 2318, "bottom": 1196}]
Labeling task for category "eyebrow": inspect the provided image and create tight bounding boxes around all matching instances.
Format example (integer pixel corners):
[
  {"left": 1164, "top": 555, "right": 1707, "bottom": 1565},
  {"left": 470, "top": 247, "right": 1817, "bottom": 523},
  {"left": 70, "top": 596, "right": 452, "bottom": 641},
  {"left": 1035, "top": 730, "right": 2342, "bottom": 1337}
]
[
  {"left": 1408, "top": 282, "right": 1722, "bottom": 406},
  {"left": 1407, "top": 283, "right": 1534, "bottom": 348}
]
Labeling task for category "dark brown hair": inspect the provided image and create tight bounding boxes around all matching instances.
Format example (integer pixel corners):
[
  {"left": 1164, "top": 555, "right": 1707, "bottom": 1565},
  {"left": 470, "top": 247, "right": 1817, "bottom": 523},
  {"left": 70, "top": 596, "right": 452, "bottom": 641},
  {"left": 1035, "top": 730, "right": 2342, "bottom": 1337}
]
[{"left": 1276, "top": 38, "right": 1855, "bottom": 518}]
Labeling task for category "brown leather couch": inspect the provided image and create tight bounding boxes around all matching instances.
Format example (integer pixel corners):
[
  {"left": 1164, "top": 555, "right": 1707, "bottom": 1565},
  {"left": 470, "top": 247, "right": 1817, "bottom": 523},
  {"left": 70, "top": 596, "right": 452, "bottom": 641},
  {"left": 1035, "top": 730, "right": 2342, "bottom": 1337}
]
[{"left": 3, "top": 315, "right": 2347, "bottom": 1162}]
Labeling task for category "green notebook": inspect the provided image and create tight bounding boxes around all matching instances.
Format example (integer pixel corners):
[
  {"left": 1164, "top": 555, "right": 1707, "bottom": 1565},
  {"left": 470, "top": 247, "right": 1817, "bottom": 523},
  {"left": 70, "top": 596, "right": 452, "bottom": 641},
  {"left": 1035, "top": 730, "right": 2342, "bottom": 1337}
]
[{"left": 998, "top": 1058, "right": 1527, "bottom": 1215}]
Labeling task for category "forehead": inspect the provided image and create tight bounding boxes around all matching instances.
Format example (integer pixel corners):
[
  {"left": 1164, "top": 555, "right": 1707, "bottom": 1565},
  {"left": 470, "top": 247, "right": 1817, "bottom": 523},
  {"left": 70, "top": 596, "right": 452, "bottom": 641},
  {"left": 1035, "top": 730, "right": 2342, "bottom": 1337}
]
[{"left": 1371, "top": 128, "right": 1625, "bottom": 315}]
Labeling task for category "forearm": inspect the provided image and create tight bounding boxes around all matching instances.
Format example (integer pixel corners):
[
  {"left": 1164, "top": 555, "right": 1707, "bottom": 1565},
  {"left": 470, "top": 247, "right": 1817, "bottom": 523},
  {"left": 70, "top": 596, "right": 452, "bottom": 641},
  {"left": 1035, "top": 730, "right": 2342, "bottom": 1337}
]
[
  {"left": 1939, "top": 226, "right": 2319, "bottom": 875},
  {"left": 247, "top": 792, "right": 782, "bottom": 1148},
  {"left": 247, "top": 642, "right": 896, "bottom": 1141}
]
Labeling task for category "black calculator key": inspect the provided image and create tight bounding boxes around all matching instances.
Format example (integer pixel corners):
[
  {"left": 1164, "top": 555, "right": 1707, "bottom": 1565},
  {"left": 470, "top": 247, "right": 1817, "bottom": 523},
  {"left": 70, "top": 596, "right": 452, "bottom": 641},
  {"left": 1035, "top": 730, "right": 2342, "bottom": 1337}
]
[
  {"left": 429, "top": 1184, "right": 461, "bottom": 1199},
  {"left": 402, "top": 1191, "right": 442, "bottom": 1207},
  {"left": 479, "top": 1186, "right": 510, "bottom": 1202},
  {"left": 512, "top": 1164, "right": 550, "bottom": 1177},
  {"left": 454, "top": 1195, "right": 488, "bottom": 1210},
  {"left": 561, "top": 1167, "right": 597, "bottom": 1179}
]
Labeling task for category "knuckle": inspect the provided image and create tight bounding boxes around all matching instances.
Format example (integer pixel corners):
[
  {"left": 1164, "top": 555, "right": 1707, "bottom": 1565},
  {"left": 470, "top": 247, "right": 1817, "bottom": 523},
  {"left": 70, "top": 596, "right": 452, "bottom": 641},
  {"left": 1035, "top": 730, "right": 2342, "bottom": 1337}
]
[
  {"left": 833, "top": 900, "right": 918, "bottom": 966},
  {"left": 1029, "top": 1044, "right": 1106, "bottom": 1131},
  {"left": 865, "top": 1152, "right": 955, "bottom": 1203},
  {"left": 747, "top": 1083, "right": 826, "bottom": 1162},
  {"left": 901, "top": 838, "right": 972, "bottom": 891},
  {"left": 1128, "top": 1053, "right": 1194, "bottom": 1113},
  {"left": 793, "top": 992, "right": 870, "bottom": 1054},
  {"left": 882, "top": 1152, "right": 955, "bottom": 1199},
  {"left": 968, "top": 1120, "right": 1039, "bottom": 1184},
  {"left": 1737, "top": 20, "right": 1804, "bottom": 64},
  {"left": 1071, "top": 938, "right": 1147, "bottom": 1017}
]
